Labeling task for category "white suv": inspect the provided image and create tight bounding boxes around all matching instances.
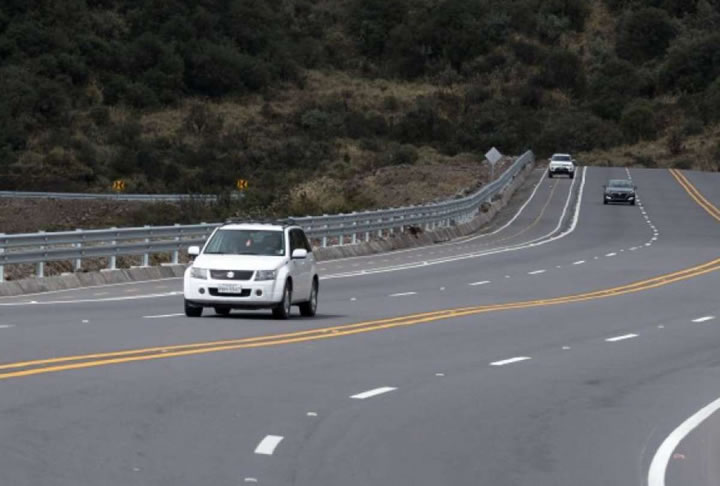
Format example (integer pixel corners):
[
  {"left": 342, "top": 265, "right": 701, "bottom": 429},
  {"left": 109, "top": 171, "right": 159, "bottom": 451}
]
[
  {"left": 548, "top": 153, "right": 576, "bottom": 179},
  {"left": 183, "top": 222, "right": 319, "bottom": 319}
]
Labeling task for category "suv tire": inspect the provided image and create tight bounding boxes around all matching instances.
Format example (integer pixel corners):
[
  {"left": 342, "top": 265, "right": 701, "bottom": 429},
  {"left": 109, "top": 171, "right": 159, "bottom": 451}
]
[
  {"left": 569, "top": 173, "right": 574, "bottom": 179},
  {"left": 299, "top": 279, "right": 318, "bottom": 317},
  {"left": 548, "top": 172, "right": 553, "bottom": 178},
  {"left": 185, "top": 300, "right": 203, "bottom": 317},
  {"left": 272, "top": 282, "right": 292, "bottom": 320}
]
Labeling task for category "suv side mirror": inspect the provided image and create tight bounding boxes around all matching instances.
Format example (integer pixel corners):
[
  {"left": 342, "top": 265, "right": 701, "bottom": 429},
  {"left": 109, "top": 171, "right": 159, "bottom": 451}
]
[
  {"left": 188, "top": 246, "right": 200, "bottom": 257},
  {"left": 292, "top": 248, "right": 308, "bottom": 259}
]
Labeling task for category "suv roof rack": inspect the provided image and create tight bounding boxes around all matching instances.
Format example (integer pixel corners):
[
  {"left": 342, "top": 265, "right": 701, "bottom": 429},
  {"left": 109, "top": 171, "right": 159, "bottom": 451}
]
[{"left": 222, "top": 218, "right": 298, "bottom": 227}]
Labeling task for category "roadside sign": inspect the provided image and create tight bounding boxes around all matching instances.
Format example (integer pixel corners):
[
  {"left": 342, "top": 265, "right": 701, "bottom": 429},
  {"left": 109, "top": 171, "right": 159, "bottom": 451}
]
[
  {"left": 485, "top": 147, "right": 503, "bottom": 181},
  {"left": 485, "top": 147, "right": 502, "bottom": 165},
  {"left": 112, "top": 180, "right": 126, "bottom": 192},
  {"left": 236, "top": 179, "right": 249, "bottom": 190}
]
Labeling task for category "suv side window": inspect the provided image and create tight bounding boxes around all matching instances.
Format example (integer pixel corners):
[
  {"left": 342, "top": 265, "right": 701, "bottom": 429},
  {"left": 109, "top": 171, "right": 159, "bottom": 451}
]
[
  {"left": 300, "top": 231, "right": 312, "bottom": 252},
  {"left": 289, "top": 229, "right": 301, "bottom": 252}
]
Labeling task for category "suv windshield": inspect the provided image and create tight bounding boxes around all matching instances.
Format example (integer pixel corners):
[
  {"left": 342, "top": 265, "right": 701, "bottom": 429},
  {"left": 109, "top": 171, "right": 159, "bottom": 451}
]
[
  {"left": 204, "top": 230, "right": 285, "bottom": 256},
  {"left": 608, "top": 180, "right": 632, "bottom": 188},
  {"left": 552, "top": 155, "right": 571, "bottom": 162}
]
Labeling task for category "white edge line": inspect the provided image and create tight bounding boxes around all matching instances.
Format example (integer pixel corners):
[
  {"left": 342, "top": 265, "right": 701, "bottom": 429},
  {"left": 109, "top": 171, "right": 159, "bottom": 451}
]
[
  {"left": 254, "top": 435, "right": 284, "bottom": 455},
  {"left": 490, "top": 356, "right": 532, "bottom": 366},
  {"left": 0, "top": 277, "right": 182, "bottom": 301},
  {"left": 649, "top": 396, "right": 720, "bottom": 486},
  {"left": 350, "top": 386, "right": 397, "bottom": 400},
  {"left": 605, "top": 333, "right": 638, "bottom": 342},
  {"left": 0, "top": 292, "right": 180, "bottom": 307},
  {"left": 143, "top": 313, "right": 185, "bottom": 319},
  {"left": 323, "top": 166, "right": 586, "bottom": 280}
]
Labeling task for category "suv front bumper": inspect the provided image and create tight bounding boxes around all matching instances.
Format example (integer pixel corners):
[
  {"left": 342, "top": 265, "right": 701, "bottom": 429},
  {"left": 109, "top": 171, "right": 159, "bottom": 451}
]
[{"left": 184, "top": 277, "right": 285, "bottom": 308}]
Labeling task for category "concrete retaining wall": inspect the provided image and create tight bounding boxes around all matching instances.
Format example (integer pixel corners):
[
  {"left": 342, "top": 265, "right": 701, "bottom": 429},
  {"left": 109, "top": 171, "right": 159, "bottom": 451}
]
[{"left": 0, "top": 161, "right": 534, "bottom": 297}]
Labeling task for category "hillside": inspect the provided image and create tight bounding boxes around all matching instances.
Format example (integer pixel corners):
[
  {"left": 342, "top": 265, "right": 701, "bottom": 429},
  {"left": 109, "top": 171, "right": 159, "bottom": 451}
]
[{"left": 1, "top": 0, "right": 720, "bottom": 218}]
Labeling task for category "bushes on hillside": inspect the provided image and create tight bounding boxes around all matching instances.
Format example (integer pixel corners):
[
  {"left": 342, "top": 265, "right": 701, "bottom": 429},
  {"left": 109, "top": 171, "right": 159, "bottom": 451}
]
[
  {"left": 660, "top": 34, "right": 720, "bottom": 93},
  {"left": 620, "top": 100, "right": 657, "bottom": 142},
  {"left": 616, "top": 8, "right": 676, "bottom": 63}
]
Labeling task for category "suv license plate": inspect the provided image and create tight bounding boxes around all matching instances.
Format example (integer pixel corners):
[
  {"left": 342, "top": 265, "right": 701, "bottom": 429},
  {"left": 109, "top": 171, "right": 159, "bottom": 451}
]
[{"left": 217, "top": 284, "right": 243, "bottom": 294}]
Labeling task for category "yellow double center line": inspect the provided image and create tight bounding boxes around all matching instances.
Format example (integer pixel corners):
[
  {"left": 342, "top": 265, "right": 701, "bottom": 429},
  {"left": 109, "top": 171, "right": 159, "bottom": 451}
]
[
  {"left": 670, "top": 169, "right": 720, "bottom": 222},
  {"left": 1, "top": 169, "right": 720, "bottom": 381}
]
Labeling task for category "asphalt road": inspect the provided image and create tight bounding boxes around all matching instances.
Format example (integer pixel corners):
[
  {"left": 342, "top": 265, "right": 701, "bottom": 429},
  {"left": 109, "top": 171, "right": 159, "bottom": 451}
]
[{"left": 2, "top": 166, "right": 720, "bottom": 486}]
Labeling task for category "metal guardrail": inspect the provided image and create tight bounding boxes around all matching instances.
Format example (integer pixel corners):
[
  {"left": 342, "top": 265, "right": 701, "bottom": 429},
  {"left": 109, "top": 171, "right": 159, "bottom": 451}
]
[
  {"left": 0, "top": 150, "right": 534, "bottom": 282},
  {"left": 0, "top": 191, "right": 238, "bottom": 202}
]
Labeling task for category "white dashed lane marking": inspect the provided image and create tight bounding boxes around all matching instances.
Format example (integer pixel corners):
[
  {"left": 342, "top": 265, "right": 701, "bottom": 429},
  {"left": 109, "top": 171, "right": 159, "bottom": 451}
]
[
  {"left": 254, "top": 435, "right": 284, "bottom": 456},
  {"left": 350, "top": 387, "right": 397, "bottom": 400},
  {"left": 573, "top": 260, "right": 585, "bottom": 265},
  {"left": 143, "top": 313, "right": 185, "bottom": 319},
  {"left": 469, "top": 281, "right": 491, "bottom": 286},
  {"left": 528, "top": 270, "right": 546, "bottom": 275},
  {"left": 606, "top": 252, "right": 617, "bottom": 257},
  {"left": 389, "top": 292, "right": 417, "bottom": 297},
  {"left": 0, "top": 325, "right": 15, "bottom": 329},
  {"left": 692, "top": 316, "right": 715, "bottom": 323},
  {"left": 490, "top": 357, "right": 532, "bottom": 367},
  {"left": 605, "top": 333, "right": 638, "bottom": 343}
]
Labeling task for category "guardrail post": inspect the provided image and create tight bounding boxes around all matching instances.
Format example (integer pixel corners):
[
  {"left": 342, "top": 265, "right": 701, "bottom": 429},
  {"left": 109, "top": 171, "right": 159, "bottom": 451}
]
[
  {"left": 108, "top": 227, "right": 117, "bottom": 270},
  {"left": 352, "top": 221, "right": 357, "bottom": 245},
  {"left": 389, "top": 216, "right": 394, "bottom": 235},
  {"left": 172, "top": 224, "right": 180, "bottom": 264},
  {"left": 37, "top": 230, "right": 45, "bottom": 278},
  {"left": 0, "top": 233, "right": 4, "bottom": 283},
  {"left": 74, "top": 229, "right": 83, "bottom": 271},
  {"left": 142, "top": 225, "right": 150, "bottom": 267},
  {"left": 377, "top": 218, "right": 383, "bottom": 238},
  {"left": 365, "top": 220, "right": 370, "bottom": 242},
  {"left": 339, "top": 234, "right": 344, "bottom": 246}
]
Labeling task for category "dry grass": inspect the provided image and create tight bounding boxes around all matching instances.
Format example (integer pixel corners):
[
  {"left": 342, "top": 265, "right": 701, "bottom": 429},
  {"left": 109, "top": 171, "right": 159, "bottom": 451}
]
[
  {"left": 138, "top": 70, "right": 465, "bottom": 141},
  {"left": 578, "top": 124, "right": 720, "bottom": 171}
]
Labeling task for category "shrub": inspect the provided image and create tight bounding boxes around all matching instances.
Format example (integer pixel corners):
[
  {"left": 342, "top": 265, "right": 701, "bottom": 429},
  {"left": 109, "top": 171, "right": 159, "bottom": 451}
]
[
  {"left": 588, "top": 59, "right": 647, "bottom": 120},
  {"left": 616, "top": 8, "right": 676, "bottom": 63},
  {"left": 660, "top": 34, "right": 720, "bottom": 93},
  {"left": 620, "top": 100, "right": 657, "bottom": 142},
  {"left": 666, "top": 129, "right": 685, "bottom": 156},
  {"left": 185, "top": 41, "right": 270, "bottom": 96},
  {"left": 535, "top": 110, "right": 623, "bottom": 154},
  {"left": 538, "top": 48, "right": 586, "bottom": 95}
]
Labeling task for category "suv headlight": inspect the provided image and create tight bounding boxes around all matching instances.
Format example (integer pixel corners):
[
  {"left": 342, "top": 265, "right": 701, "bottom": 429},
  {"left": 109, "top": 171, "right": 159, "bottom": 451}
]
[
  {"left": 255, "top": 270, "right": 277, "bottom": 281},
  {"left": 190, "top": 267, "right": 208, "bottom": 280}
]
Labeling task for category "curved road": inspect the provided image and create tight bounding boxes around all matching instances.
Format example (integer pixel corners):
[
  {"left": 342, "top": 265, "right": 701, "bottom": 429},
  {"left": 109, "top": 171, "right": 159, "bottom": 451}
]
[{"left": 1, "top": 166, "right": 720, "bottom": 485}]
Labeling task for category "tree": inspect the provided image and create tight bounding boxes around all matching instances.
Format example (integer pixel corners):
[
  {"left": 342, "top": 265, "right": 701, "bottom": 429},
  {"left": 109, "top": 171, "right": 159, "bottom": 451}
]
[
  {"left": 616, "top": 8, "right": 676, "bottom": 63},
  {"left": 660, "top": 34, "right": 720, "bottom": 93},
  {"left": 620, "top": 99, "right": 657, "bottom": 142}
]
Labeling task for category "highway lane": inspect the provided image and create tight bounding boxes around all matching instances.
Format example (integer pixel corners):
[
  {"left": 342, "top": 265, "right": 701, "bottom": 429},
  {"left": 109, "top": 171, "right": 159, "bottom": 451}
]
[
  {"left": 2, "top": 167, "right": 720, "bottom": 485},
  {"left": 0, "top": 166, "right": 695, "bottom": 359}
]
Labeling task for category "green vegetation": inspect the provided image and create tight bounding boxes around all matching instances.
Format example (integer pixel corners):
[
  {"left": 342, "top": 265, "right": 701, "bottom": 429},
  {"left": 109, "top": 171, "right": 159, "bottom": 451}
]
[{"left": 1, "top": 0, "right": 720, "bottom": 216}]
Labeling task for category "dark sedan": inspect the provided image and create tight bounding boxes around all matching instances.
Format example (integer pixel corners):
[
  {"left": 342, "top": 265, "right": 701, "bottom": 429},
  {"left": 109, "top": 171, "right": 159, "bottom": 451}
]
[{"left": 603, "top": 179, "right": 637, "bottom": 205}]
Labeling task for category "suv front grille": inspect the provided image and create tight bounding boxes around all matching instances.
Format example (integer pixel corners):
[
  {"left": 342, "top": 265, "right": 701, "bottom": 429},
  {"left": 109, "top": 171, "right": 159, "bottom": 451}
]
[{"left": 210, "top": 270, "right": 254, "bottom": 281}]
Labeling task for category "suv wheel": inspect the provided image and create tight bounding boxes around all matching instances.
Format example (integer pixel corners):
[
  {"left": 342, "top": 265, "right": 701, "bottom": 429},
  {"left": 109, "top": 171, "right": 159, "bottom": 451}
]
[
  {"left": 548, "top": 172, "right": 553, "bottom": 178},
  {"left": 272, "top": 282, "right": 292, "bottom": 320},
  {"left": 185, "top": 300, "right": 202, "bottom": 317},
  {"left": 299, "top": 279, "right": 318, "bottom": 317},
  {"left": 569, "top": 172, "right": 574, "bottom": 179}
]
